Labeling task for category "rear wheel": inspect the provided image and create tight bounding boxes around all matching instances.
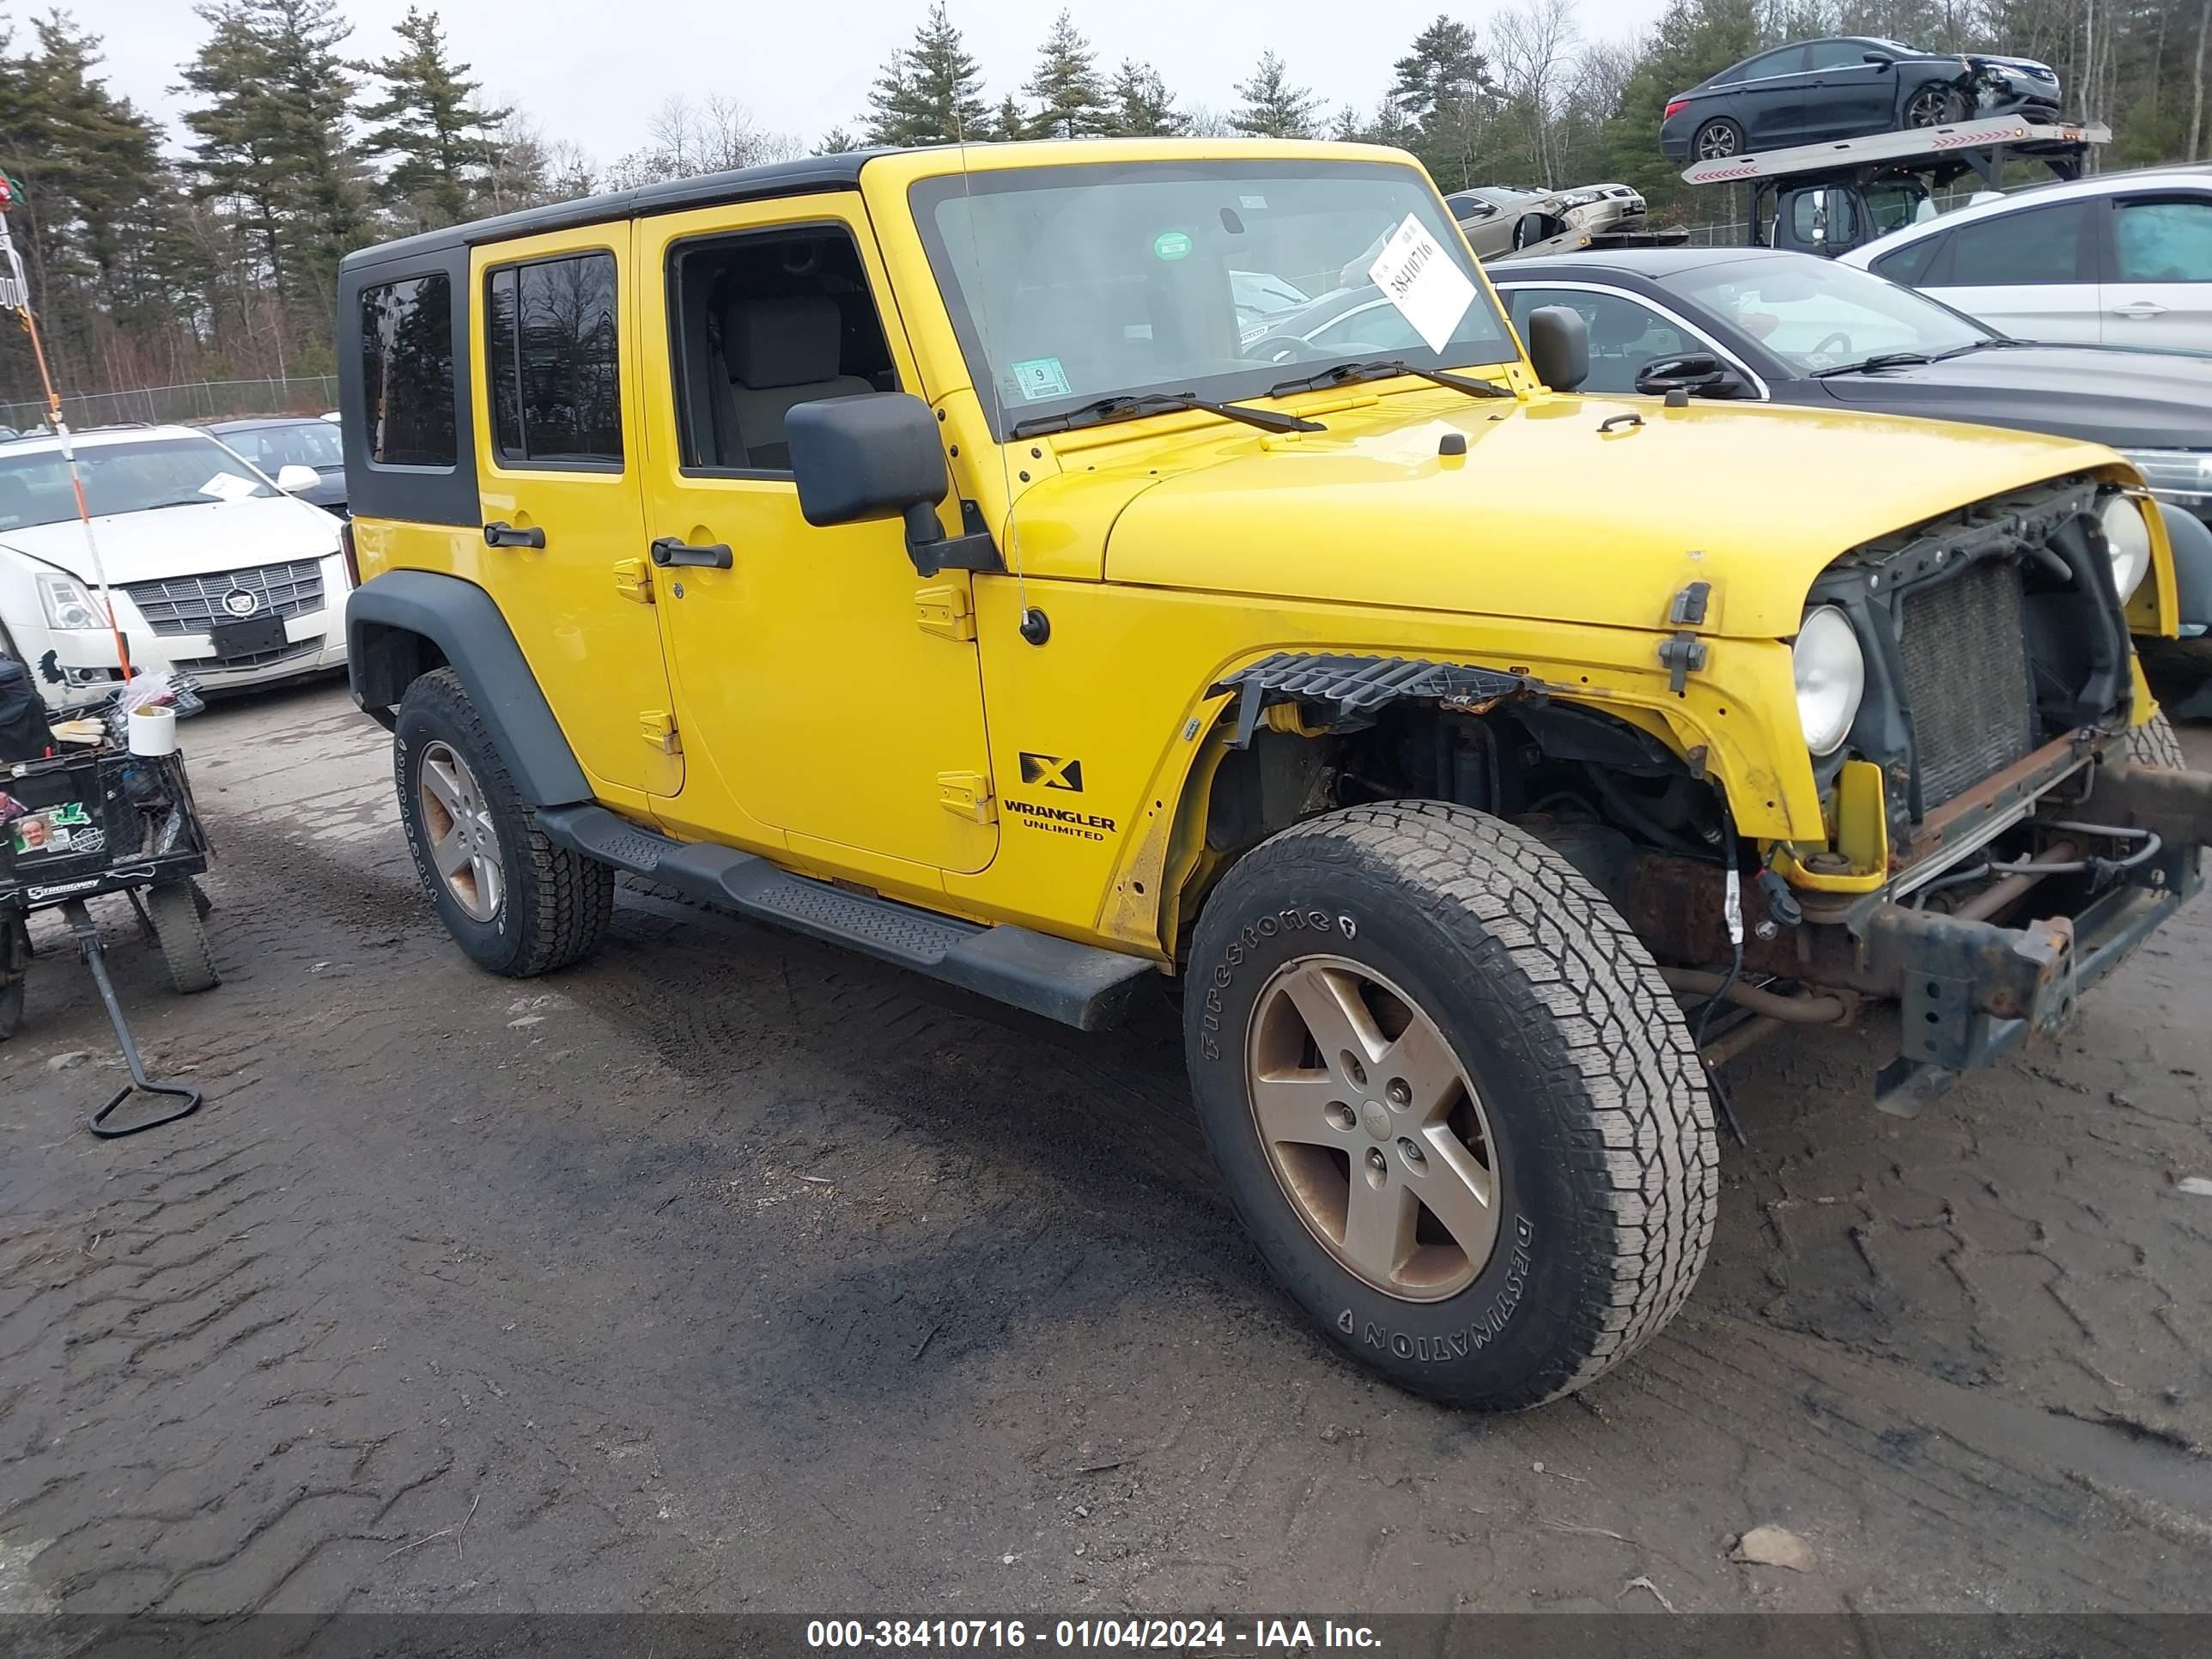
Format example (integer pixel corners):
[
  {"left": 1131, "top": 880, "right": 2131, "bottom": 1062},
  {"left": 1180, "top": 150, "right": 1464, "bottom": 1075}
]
[
  {"left": 146, "top": 880, "right": 218, "bottom": 994},
  {"left": 394, "top": 669, "right": 612, "bottom": 977},
  {"left": 0, "top": 913, "right": 27, "bottom": 1040},
  {"left": 1183, "top": 801, "right": 1719, "bottom": 1410},
  {"left": 1692, "top": 118, "right": 1745, "bottom": 160},
  {"left": 1905, "top": 85, "right": 1966, "bottom": 127}
]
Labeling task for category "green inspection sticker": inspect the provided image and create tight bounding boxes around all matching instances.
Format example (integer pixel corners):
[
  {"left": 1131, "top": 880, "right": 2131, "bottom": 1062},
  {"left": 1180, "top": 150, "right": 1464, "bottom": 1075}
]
[{"left": 1152, "top": 230, "right": 1193, "bottom": 261}]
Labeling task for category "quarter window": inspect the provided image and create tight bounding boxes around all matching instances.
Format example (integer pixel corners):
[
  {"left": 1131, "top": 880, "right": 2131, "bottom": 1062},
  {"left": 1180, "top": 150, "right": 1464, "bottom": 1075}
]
[
  {"left": 1871, "top": 234, "right": 1943, "bottom": 285},
  {"left": 1943, "top": 203, "right": 2086, "bottom": 286},
  {"left": 2113, "top": 198, "right": 2212, "bottom": 283},
  {"left": 359, "top": 274, "right": 455, "bottom": 468},
  {"left": 485, "top": 252, "right": 623, "bottom": 467}
]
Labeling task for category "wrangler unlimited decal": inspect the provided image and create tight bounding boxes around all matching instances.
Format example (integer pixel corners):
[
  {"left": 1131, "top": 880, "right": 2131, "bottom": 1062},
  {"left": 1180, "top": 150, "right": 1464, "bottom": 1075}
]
[{"left": 1004, "top": 799, "right": 1117, "bottom": 841}]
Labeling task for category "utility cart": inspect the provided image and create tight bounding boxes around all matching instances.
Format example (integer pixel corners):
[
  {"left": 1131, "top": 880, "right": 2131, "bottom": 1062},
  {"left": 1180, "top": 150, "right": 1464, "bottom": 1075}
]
[
  {"left": 3, "top": 738, "right": 218, "bottom": 1133},
  {"left": 1679, "top": 114, "right": 2111, "bottom": 258}
]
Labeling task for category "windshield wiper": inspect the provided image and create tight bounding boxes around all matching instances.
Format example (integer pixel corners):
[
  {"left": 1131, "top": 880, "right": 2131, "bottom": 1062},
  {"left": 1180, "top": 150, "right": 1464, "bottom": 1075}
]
[
  {"left": 1814, "top": 351, "right": 1934, "bottom": 377},
  {"left": 1268, "top": 358, "right": 1513, "bottom": 400},
  {"left": 1009, "top": 392, "right": 1323, "bottom": 441}
]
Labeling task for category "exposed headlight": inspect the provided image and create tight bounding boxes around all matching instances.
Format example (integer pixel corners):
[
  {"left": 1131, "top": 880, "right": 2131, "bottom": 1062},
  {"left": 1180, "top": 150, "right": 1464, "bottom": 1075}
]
[
  {"left": 1794, "top": 605, "right": 1865, "bottom": 757},
  {"left": 2117, "top": 448, "right": 2212, "bottom": 510},
  {"left": 2099, "top": 492, "right": 2153, "bottom": 600},
  {"left": 34, "top": 568, "right": 105, "bottom": 631}
]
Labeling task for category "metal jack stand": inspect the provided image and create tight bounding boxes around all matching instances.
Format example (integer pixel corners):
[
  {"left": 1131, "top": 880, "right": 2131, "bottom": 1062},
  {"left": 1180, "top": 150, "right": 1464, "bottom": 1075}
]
[{"left": 67, "top": 899, "right": 203, "bottom": 1138}]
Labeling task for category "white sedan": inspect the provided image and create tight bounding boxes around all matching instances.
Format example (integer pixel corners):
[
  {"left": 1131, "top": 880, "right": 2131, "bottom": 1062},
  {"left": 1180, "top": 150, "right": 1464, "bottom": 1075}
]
[
  {"left": 1839, "top": 165, "right": 2212, "bottom": 352},
  {"left": 0, "top": 424, "right": 350, "bottom": 709}
]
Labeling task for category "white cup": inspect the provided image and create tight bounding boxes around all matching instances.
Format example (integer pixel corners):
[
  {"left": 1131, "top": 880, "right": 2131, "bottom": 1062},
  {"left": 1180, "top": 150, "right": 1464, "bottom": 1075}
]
[{"left": 129, "top": 705, "right": 179, "bottom": 757}]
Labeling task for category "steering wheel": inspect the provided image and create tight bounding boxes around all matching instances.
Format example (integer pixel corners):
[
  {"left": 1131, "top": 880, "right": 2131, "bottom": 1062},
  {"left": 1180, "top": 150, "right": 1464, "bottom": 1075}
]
[
  {"left": 1243, "top": 334, "right": 1331, "bottom": 366},
  {"left": 1811, "top": 330, "right": 1854, "bottom": 357}
]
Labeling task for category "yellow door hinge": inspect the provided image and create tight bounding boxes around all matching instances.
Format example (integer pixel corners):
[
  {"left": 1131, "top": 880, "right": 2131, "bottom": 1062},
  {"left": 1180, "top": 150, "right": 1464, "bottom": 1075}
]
[
  {"left": 612, "top": 558, "right": 654, "bottom": 604},
  {"left": 640, "top": 710, "right": 681, "bottom": 755},
  {"left": 937, "top": 770, "right": 994, "bottom": 823},
  {"left": 915, "top": 583, "right": 975, "bottom": 641}
]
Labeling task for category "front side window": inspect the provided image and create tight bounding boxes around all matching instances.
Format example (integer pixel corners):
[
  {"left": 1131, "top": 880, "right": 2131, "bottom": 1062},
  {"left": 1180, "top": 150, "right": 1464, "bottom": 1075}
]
[
  {"left": 1806, "top": 40, "right": 1873, "bottom": 70},
  {"left": 1944, "top": 203, "right": 2087, "bottom": 286},
  {"left": 485, "top": 251, "right": 623, "bottom": 467},
  {"left": 1502, "top": 288, "right": 1697, "bottom": 394},
  {"left": 360, "top": 274, "right": 455, "bottom": 467},
  {"left": 0, "top": 436, "right": 276, "bottom": 531},
  {"left": 2114, "top": 198, "right": 2212, "bottom": 283},
  {"left": 911, "top": 159, "right": 1519, "bottom": 439},
  {"left": 1671, "top": 254, "right": 1990, "bottom": 370}
]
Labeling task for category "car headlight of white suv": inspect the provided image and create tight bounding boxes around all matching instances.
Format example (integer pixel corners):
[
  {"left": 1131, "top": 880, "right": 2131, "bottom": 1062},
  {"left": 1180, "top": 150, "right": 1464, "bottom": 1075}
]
[
  {"left": 34, "top": 568, "right": 106, "bottom": 631},
  {"left": 2098, "top": 492, "right": 2154, "bottom": 602}
]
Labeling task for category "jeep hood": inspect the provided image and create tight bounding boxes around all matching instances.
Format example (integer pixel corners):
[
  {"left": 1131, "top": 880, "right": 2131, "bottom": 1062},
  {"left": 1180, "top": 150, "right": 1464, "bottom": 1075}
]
[
  {"left": 0, "top": 495, "right": 342, "bottom": 587},
  {"left": 1095, "top": 395, "right": 2114, "bottom": 640}
]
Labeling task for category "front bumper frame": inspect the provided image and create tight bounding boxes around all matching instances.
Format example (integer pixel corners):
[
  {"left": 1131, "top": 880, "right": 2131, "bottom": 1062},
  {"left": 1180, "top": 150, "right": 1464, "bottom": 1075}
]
[{"left": 1867, "top": 757, "right": 2211, "bottom": 1114}]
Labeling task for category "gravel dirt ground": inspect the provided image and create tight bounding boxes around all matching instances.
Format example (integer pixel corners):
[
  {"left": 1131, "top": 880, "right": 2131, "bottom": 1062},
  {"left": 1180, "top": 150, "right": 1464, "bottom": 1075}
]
[{"left": 3, "top": 679, "right": 2211, "bottom": 1619}]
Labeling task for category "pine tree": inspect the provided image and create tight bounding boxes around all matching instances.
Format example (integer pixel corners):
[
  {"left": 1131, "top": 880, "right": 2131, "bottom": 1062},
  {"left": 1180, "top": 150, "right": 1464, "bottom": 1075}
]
[
  {"left": 1107, "top": 59, "right": 1185, "bottom": 137},
  {"left": 862, "top": 3, "right": 988, "bottom": 147},
  {"left": 1388, "top": 14, "right": 1491, "bottom": 191},
  {"left": 1231, "top": 52, "right": 1318, "bottom": 139},
  {"left": 993, "top": 94, "right": 1025, "bottom": 142},
  {"left": 179, "top": 0, "right": 369, "bottom": 346},
  {"left": 357, "top": 6, "right": 508, "bottom": 230},
  {"left": 1023, "top": 10, "right": 1108, "bottom": 139},
  {"left": 816, "top": 126, "right": 862, "bottom": 154}
]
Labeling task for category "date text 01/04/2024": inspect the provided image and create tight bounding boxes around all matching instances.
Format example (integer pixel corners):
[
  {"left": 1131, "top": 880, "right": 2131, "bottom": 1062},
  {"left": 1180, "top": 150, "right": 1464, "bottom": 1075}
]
[{"left": 805, "top": 1620, "right": 1382, "bottom": 1650}]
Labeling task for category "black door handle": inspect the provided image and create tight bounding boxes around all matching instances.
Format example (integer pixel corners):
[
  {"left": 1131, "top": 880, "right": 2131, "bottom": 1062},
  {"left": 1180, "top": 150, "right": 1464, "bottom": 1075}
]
[
  {"left": 483, "top": 520, "right": 545, "bottom": 549},
  {"left": 650, "top": 537, "right": 732, "bottom": 569}
]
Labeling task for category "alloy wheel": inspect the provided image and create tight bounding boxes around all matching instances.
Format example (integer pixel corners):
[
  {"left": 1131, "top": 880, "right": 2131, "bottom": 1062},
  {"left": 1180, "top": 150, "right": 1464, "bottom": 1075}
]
[
  {"left": 1695, "top": 124, "right": 1738, "bottom": 159},
  {"left": 1245, "top": 956, "right": 1500, "bottom": 1301},
  {"left": 417, "top": 740, "right": 504, "bottom": 923}
]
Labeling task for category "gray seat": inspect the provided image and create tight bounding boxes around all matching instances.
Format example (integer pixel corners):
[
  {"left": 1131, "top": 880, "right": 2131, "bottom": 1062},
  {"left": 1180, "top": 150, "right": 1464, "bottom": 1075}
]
[{"left": 717, "top": 295, "right": 873, "bottom": 469}]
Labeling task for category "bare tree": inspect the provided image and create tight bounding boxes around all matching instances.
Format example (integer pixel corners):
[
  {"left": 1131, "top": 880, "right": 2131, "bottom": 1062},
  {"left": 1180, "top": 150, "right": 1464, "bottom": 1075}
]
[{"left": 1491, "top": 0, "right": 1580, "bottom": 186}]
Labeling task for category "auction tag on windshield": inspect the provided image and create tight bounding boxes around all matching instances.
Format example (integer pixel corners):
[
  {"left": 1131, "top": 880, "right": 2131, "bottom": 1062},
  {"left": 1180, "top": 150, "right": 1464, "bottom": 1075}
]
[
  {"left": 198, "top": 472, "right": 258, "bottom": 501},
  {"left": 1009, "top": 357, "right": 1072, "bottom": 401},
  {"left": 1366, "top": 214, "right": 1477, "bottom": 356}
]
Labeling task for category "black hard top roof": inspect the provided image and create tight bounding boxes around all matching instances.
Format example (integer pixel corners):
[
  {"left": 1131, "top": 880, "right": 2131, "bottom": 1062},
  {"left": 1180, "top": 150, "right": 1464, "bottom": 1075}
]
[{"left": 342, "top": 152, "right": 881, "bottom": 275}]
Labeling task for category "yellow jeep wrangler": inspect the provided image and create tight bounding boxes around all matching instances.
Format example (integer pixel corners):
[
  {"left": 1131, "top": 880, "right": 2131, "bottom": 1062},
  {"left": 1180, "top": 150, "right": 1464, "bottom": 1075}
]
[{"left": 339, "top": 138, "right": 2207, "bottom": 1410}]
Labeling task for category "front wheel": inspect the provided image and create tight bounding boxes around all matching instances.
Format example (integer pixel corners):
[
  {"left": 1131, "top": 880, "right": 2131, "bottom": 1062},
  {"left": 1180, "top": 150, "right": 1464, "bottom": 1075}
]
[
  {"left": 1184, "top": 801, "right": 1718, "bottom": 1410},
  {"left": 1905, "top": 85, "right": 1966, "bottom": 127},
  {"left": 394, "top": 669, "right": 613, "bottom": 977}
]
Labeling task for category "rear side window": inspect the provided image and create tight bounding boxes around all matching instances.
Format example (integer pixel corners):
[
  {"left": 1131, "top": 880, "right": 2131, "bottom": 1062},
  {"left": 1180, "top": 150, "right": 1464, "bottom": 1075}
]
[
  {"left": 485, "top": 251, "right": 623, "bottom": 468},
  {"left": 1871, "top": 234, "right": 1943, "bottom": 285},
  {"left": 359, "top": 275, "right": 455, "bottom": 468},
  {"left": 1943, "top": 203, "right": 2087, "bottom": 286}
]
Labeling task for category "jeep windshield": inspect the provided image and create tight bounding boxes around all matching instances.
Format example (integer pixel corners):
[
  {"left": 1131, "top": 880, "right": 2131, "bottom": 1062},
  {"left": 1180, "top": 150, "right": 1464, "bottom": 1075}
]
[{"left": 911, "top": 158, "right": 1519, "bottom": 439}]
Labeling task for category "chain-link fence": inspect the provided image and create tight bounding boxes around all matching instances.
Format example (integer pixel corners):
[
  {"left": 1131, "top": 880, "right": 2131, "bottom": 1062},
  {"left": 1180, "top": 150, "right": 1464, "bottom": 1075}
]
[{"left": 0, "top": 374, "right": 338, "bottom": 434}]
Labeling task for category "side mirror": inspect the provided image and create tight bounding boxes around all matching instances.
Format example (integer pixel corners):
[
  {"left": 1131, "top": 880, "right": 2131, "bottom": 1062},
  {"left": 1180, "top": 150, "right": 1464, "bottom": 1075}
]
[
  {"left": 1861, "top": 51, "right": 1893, "bottom": 67},
  {"left": 1526, "top": 306, "right": 1589, "bottom": 392},
  {"left": 274, "top": 463, "right": 320, "bottom": 494},
  {"left": 786, "top": 392, "right": 1003, "bottom": 578},
  {"left": 1635, "top": 354, "right": 1747, "bottom": 398}
]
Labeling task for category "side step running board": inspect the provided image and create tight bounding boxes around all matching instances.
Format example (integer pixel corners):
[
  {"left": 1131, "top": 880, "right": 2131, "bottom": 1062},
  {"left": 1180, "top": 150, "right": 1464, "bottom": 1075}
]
[{"left": 537, "top": 805, "right": 1156, "bottom": 1031}]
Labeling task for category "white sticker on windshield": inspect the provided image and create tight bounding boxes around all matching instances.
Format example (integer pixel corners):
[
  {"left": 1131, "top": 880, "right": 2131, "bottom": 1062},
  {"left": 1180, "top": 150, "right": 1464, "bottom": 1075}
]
[
  {"left": 1365, "top": 214, "right": 1477, "bottom": 356},
  {"left": 1239, "top": 194, "right": 1268, "bottom": 210},
  {"left": 199, "top": 472, "right": 258, "bottom": 501},
  {"left": 1010, "top": 357, "right": 1072, "bottom": 401}
]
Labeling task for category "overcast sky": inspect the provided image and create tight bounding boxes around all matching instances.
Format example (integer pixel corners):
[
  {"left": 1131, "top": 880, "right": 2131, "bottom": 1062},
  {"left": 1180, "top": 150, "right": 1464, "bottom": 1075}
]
[{"left": 93, "top": 0, "right": 1675, "bottom": 165}]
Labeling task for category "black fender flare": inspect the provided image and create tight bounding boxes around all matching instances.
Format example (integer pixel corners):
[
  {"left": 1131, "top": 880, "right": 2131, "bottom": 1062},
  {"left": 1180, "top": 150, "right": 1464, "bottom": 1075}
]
[
  {"left": 346, "top": 568, "right": 592, "bottom": 806},
  {"left": 2159, "top": 502, "right": 2212, "bottom": 632}
]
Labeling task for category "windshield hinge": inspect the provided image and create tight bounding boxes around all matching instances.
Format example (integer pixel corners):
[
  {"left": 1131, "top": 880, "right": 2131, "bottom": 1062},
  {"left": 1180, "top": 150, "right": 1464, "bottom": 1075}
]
[
  {"left": 1660, "top": 580, "right": 1712, "bottom": 696},
  {"left": 640, "top": 709, "right": 680, "bottom": 755},
  {"left": 612, "top": 558, "right": 654, "bottom": 605},
  {"left": 915, "top": 583, "right": 976, "bottom": 641}
]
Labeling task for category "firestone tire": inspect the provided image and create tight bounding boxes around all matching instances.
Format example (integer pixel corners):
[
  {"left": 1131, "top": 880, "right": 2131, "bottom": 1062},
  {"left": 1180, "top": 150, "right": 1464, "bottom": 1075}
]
[
  {"left": 2126, "top": 710, "right": 2185, "bottom": 769},
  {"left": 394, "top": 669, "right": 612, "bottom": 978},
  {"left": 1183, "top": 801, "right": 1719, "bottom": 1411}
]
